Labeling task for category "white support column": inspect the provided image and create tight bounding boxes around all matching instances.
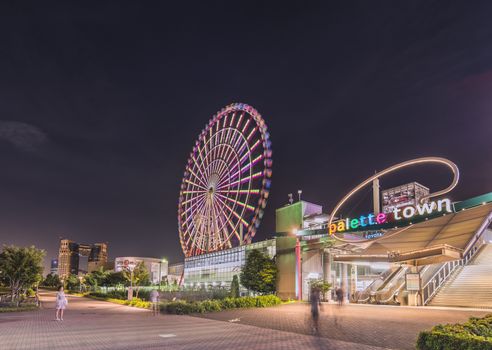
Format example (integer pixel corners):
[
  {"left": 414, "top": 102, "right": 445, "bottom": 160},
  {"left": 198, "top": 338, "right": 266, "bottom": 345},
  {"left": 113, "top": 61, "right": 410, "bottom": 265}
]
[
  {"left": 342, "top": 263, "right": 349, "bottom": 304},
  {"left": 323, "top": 250, "right": 332, "bottom": 301}
]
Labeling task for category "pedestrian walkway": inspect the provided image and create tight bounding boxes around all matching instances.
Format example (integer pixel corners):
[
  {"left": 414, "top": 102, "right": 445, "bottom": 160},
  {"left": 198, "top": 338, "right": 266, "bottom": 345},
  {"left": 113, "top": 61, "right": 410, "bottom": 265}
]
[
  {"left": 0, "top": 291, "right": 388, "bottom": 350},
  {"left": 199, "top": 301, "right": 490, "bottom": 350}
]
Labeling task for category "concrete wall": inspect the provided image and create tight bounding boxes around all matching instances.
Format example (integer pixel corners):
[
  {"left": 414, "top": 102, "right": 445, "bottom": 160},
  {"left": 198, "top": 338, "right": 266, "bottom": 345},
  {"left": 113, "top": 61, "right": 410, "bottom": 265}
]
[{"left": 275, "top": 237, "right": 297, "bottom": 300}]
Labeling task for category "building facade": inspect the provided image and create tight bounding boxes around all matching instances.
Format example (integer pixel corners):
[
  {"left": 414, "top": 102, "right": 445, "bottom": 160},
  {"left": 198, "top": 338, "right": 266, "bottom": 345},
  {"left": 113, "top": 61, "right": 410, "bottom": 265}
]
[
  {"left": 114, "top": 257, "right": 168, "bottom": 284},
  {"left": 58, "top": 239, "right": 108, "bottom": 278},
  {"left": 181, "top": 192, "right": 492, "bottom": 307},
  {"left": 183, "top": 239, "right": 276, "bottom": 289},
  {"left": 167, "top": 262, "right": 184, "bottom": 285},
  {"left": 50, "top": 258, "right": 58, "bottom": 275}
]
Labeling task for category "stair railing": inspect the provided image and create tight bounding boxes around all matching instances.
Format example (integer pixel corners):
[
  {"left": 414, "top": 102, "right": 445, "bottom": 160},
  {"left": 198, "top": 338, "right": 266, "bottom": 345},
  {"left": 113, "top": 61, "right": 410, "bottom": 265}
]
[
  {"left": 422, "top": 211, "right": 492, "bottom": 305},
  {"left": 422, "top": 237, "right": 485, "bottom": 305}
]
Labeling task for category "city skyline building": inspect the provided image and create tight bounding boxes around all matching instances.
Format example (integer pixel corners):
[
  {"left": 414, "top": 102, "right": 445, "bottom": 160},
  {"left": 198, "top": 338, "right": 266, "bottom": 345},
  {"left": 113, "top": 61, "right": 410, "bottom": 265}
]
[
  {"left": 50, "top": 258, "right": 58, "bottom": 275},
  {"left": 58, "top": 239, "right": 108, "bottom": 278}
]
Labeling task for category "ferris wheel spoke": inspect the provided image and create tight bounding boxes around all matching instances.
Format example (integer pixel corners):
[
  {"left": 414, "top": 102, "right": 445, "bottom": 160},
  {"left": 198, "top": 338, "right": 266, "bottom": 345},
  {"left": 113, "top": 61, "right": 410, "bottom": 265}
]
[
  {"left": 215, "top": 204, "right": 232, "bottom": 245},
  {"left": 222, "top": 153, "right": 263, "bottom": 188},
  {"left": 216, "top": 189, "right": 260, "bottom": 195},
  {"left": 182, "top": 190, "right": 207, "bottom": 194},
  {"left": 217, "top": 130, "right": 232, "bottom": 162},
  {"left": 246, "top": 125, "right": 258, "bottom": 142},
  {"left": 185, "top": 179, "right": 208, "bottom": 190},
  {"left": 214, "top": 194, "right": 249, "bottom": 228},
  {"left": 229, "top": 112, "right": 236, "bottom": 128},
  {"left": 219, "top": 171, "right": 263, "bottom": 190},
  {"left": 181, "top": 198, "right": 207, "bottom": 229},
  {"left": 181, "top": 193, "right": 206, "bottom": 218},
  {"left": 213, "top": 129, "right": 247, "bottom": 182},
  {"left": 216, "top": 193, "right": 255, "bottom": 211},
  {"left": 200, "top": 128, "right": 216, "bottom": 181},
  {"left": 236, "top": 113, "right": 244, "bottom": 130},
  {"left": 188, "top": 199, "right": 209, "bottom": 249},
  {"left": 186, "top": 167, "right": 208, "bottom": 188},
  {"left": 210, "top": 201, "right": 225, "bottom": 248},
  {"left": 213, "top": 200, "right": 240, "bottom": 242},
  {"left": 210, "top": 144, "right": 227, "bottom": 177},
  {"left": 215, "top": 133, "right": 247, "bottom": 181},
  {"left": 181, "top": 191, "right": 206, "bottom": 206},
  {"left": 241, "top": 118, "right": 251, "bottom": 133},
  {"left": 196, "top": 144, "right": 211, "bottom": 183},
  {"left": 206, "top": 127, "right": 215, "bottom": 179},
  {"left": 190, "top": 153, "right": 209, "bottom": 183},
  {"left": 218, "top": 139, "right": 258, "bottom": 188},
  {"left": 215, "top": 147, "right": 241, "bottom": 183}
]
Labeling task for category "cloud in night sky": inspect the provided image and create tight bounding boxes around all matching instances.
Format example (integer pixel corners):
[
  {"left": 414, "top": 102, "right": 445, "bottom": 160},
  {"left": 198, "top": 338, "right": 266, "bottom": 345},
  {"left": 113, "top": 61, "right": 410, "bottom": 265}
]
[{"left": 0, "top": 121, "right": 48, "bottom": 152}]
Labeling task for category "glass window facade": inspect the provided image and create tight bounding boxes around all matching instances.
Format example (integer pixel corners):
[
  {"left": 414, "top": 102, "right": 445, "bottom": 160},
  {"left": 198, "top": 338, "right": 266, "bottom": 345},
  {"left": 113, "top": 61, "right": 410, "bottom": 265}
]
[{"left": 184, "top": 239, "right": 276, "bottom": 288}]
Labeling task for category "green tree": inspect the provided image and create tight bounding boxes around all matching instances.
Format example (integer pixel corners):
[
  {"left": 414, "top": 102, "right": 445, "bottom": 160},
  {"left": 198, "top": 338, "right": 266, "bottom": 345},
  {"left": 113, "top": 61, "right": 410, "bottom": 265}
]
[
  {"left": 84, "top": 268, "right": 108, "bottom": 290},
  {"left": 230, "top": 274, "right": 240, "bottom": 298},
  {"left": 309, "top": 279, "right": 332, "bottom": 301},
  {"left": 123, "top": 261, "right": 150, "bottom": 298},
  {"left": 0, "top": 245, "right": 45, "bottom": 301},
  {"left": 65, "top": 274, "right": 80, "bottom": 291},
  {"left": 240, "top": 249, "right": 277, "bottom": 295},
  {"left": 105, "top": 271, "right": 127, "bottom": 287},
  {"left": 42, "top": 273, "right": 61, "bottom": 287}
]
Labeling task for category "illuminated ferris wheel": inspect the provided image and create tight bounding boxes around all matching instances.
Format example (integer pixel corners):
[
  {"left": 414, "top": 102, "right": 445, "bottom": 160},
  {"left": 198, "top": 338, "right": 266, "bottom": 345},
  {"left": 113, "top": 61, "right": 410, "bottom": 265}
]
[{"left": 178, "top": 103, "right": 273, "bottom": 257}]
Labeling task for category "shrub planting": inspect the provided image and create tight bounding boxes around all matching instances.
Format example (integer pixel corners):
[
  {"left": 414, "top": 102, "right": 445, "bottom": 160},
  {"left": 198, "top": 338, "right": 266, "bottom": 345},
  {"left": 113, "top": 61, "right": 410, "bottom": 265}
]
[
  {"left": 162, "top": 295, "right": 281, "bottom": 315},
  {"left": 417, "top": 314, "right": 492, "bottom": 350},
  {"left": 84, "top": 292, "right": 151, "bottom": 309}
]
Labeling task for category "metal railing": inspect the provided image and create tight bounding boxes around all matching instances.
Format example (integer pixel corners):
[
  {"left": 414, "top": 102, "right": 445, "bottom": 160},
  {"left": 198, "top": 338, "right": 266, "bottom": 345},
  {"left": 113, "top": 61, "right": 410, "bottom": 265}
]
[{"left": 422, "top": 237, "right": 485, "bottom": 305}]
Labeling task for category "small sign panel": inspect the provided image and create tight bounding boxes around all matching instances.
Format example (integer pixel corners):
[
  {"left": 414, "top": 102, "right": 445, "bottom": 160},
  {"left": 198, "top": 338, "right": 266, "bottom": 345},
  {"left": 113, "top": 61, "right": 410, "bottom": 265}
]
[{"left": 406, "top": 273, "right": 421, "bottom": 291}]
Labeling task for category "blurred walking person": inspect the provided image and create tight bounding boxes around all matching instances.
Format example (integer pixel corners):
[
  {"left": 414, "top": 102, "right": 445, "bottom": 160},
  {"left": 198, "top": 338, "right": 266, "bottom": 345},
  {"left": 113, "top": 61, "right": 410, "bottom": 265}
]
[
  {"left": 55, "top": 286, "right": 68, "bottom": 321},
  {"left": 150, "top": 289, "right": 160, "bottom": 316},
  {"left": 336, "top": 287, "right": 344, "bottom": 306},
  {"left": 310, "top": 286, "right": 321, "bottom": 334}
]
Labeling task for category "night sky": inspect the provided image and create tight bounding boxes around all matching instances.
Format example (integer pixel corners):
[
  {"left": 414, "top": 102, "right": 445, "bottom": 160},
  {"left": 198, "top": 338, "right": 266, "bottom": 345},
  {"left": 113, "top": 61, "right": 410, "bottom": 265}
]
[{"left": 1, "top": 2, "right": 491, "bottom": 272}]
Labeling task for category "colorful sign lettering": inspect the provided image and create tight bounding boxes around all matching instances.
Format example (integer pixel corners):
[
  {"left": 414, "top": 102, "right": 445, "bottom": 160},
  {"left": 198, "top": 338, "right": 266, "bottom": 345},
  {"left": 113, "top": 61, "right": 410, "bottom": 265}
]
[{"left": 329, "top": 198, "right": 453, "bottom": 235}]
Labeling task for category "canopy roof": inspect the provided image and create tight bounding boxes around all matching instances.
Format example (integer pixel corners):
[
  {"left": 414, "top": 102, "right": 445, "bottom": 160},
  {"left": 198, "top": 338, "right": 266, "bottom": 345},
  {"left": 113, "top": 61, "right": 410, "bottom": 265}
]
[{"left": 334, "top": 202, "right": 492, "bottom": 265}]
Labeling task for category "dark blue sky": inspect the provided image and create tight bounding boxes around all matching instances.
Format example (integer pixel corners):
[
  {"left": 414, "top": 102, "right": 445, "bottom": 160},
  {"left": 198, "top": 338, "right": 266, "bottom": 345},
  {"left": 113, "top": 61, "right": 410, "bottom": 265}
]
[{"left": 0, "top": 1, "right": 491, "bottom": 270}]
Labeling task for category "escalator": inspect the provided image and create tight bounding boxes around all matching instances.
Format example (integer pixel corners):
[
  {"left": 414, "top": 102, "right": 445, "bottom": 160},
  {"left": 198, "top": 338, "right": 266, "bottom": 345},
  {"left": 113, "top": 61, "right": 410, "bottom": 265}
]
[{"left": 355, "top": 263, "right": 444, "bottom": 305}]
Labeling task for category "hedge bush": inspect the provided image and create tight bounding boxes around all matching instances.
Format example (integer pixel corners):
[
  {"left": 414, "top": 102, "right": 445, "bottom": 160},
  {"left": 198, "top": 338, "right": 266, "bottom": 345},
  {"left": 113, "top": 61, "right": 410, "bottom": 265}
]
[
  {"left": 0, "top": 305, "right": 38, "bottom": 313},
  {"left": 162, "top": 295, "right": 281, "bottom": 314},
  {"left": 85, "top": 293, "right": 151, "bottom": 309},
  {"left": 417, "top": 314, "right": 492, "bottom": 350}
]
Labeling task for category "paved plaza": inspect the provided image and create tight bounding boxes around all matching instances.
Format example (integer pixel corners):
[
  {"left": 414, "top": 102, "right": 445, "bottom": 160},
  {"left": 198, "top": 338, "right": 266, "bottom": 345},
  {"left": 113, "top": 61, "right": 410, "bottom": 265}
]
[
  {"left": 0, "top": 291, "right": 489, "bottom": 350},
  {"left": 199, "top": 301, "right": 491, "bottom": 350}
]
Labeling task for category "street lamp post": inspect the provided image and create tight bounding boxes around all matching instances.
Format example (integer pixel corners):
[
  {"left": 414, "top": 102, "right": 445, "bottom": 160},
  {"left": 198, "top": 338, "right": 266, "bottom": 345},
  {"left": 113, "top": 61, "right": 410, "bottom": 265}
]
[
  {"left": 159, "top": 258, "right": 167, "bottom": 291},
  {"left": 126, "top": 263, "right": 136, "bottom": 301}
]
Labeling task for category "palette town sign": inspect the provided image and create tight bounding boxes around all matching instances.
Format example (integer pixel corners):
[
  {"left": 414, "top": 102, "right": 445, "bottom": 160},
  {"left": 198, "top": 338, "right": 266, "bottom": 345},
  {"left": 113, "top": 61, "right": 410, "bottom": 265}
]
[
  {"left": 328, "top": 157, "right": 460, "bottom": 243},
  {"left": 329, "top": 198, "right": 453, "bottom": 234}
]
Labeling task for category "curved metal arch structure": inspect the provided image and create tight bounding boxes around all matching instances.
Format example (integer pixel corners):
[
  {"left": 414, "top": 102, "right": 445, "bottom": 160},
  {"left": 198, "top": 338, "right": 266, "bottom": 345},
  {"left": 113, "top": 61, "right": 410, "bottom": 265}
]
[{"left": 328, "top": 157, "right": 460, "bottom": 244}]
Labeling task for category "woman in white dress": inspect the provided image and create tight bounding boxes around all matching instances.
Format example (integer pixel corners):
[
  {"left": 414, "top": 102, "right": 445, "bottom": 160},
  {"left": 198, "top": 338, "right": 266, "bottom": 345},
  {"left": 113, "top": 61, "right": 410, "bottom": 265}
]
[{"left": 55, "top": 286, "right": 68, "bottom": 321}]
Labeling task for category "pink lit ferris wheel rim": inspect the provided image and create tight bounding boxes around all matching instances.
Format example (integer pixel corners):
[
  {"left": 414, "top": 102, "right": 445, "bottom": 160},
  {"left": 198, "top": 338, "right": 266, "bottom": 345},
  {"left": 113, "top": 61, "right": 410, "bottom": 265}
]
[{"left": 178, "top": 103, "right": 272, "bottom": 257}]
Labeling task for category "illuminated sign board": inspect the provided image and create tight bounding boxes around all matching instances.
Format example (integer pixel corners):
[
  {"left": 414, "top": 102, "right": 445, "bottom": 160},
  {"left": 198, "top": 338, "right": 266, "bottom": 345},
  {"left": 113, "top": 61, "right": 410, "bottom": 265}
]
[{"left": 329, "top": 198, "right": 453, "bottom": 235}]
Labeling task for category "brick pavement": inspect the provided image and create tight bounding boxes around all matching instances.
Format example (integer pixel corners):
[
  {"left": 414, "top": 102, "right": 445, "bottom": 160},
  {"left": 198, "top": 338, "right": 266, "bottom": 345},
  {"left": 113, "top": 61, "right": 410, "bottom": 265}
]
[
  {"left": 198, "top": 302, "right": 491, "bottom": 350},
  {"left": 0, "top": 291, "right": 388, "bottom": 350}
]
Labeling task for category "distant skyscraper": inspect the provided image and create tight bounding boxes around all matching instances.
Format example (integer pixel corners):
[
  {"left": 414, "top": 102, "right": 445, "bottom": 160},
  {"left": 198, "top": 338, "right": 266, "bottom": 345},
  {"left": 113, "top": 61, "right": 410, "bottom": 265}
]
[
  {"left": 88, "top": 243, "right": 108, "bottom": 273},
  {"left": 50, "top": 258, "right": 59, "bottom": 275},
  {"left": 58, "top": 239, "right": 108, "bottom": 278}
]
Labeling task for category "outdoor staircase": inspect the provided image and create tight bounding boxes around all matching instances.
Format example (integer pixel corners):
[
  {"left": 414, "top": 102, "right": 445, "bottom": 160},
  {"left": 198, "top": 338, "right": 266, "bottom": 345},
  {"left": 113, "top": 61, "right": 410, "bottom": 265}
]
[{"left": 430, "top": 244, "right": 492, "bottom": 308}]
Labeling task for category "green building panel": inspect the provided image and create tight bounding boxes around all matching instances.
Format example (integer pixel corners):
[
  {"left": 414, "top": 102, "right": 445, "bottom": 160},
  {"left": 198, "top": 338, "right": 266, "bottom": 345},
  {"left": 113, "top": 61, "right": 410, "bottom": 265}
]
[{"left": 275, "top": 202, "right": 303, "bottom": 233}]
